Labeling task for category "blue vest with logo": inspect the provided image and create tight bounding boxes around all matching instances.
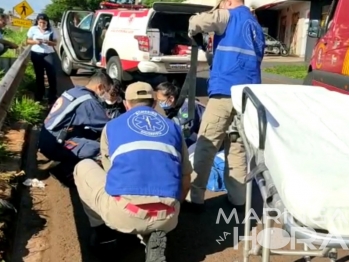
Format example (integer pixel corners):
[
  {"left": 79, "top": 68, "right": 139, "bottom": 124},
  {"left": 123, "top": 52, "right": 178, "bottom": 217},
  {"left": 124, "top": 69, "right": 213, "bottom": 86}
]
[
  {"left": 105, "top": 106, "right": 183, "bottom": 200},
  {"left": 209, "top": 6, "right": 265, "bottom": 97},
  {"left": 44, "top": 86, "right": 94, "bottom": 134}
]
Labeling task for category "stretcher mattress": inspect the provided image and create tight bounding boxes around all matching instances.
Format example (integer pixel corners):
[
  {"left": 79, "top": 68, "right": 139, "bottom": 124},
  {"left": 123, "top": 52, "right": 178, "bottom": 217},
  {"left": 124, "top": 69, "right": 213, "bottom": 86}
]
[{"left": 231, "top": 84, "right": 349, "bottom": 235}]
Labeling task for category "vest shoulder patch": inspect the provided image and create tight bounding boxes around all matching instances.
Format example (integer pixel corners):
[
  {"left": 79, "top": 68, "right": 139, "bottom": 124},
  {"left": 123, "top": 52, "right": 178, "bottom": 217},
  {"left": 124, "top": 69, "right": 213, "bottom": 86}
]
[
  {"left": 62, "top": 91, "right": 75, "bottom": 101},
  {"left": 49, "top": 97, "right": 64, "bottom": 114},
  {"left": 127, "top": 110, "right": 170, "bottom": 137}
]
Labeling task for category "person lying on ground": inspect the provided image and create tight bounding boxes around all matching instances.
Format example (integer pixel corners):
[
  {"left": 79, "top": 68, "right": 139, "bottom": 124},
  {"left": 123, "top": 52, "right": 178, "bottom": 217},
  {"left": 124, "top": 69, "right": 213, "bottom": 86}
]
[
  {"left": 74, "top": 82, "right": 192, "bottom": 261},
  {"left": 37, "top": 71, "right": 121, "bottom": 171},
  {"left": 0, "top": 14, "right": 18, "bottom": 56},
  {"left": 154, "top": 81, "right": 205, "bottom": 147},
  {"left": 99, "top": 78, "right": 126, "bottom": 119}
]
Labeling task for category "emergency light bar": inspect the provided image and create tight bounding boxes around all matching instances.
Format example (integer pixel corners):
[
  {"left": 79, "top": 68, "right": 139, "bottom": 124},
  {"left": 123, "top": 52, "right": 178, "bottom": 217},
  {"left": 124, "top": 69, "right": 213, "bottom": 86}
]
[{"left": 100, "top": 1, "right": 146, "bottom": 9}]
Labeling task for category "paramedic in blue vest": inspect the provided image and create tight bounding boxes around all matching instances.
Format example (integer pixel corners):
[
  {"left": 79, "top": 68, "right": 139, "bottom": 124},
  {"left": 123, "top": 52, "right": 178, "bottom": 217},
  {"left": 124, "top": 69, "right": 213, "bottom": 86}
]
[
  {"left": 185, "top": 0, "right": 265, "bottom": 213},
  {"left": 73, "top": 82, "right": 192, "bottom": 260},
  {"left": 154, "top": 81, "right": 205, "bottom": 147},
  {"left": 37, "top": 71, "right": 118, "bottom": 170}
]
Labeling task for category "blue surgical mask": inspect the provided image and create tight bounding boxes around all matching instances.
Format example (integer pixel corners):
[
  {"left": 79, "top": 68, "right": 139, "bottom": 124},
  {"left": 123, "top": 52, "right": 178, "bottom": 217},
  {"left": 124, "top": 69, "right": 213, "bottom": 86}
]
[{"left": 159, "top": 101, "right": 172, "bottom": 110}]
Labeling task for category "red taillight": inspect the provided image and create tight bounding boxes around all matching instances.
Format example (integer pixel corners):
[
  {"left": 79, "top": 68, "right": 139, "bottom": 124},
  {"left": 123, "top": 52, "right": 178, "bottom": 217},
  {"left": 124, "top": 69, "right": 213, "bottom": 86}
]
[
  {"left": 207, "top": 36, "right": 213, "bottom": 52},
  {"left": 134, "top": 35, "right": 150, "bottom": 52}
]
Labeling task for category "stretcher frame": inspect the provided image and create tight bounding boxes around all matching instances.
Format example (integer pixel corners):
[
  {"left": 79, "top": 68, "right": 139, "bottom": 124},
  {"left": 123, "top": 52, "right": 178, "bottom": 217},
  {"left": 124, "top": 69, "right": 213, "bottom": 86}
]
[{"left": 229, "top": 86, "right": 349, "bottom": 262}]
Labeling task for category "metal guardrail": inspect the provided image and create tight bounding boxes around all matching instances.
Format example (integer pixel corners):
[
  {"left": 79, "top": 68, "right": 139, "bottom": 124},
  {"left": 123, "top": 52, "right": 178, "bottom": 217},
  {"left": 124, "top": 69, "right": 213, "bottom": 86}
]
[{"left": 0, "top": 46, "right": 31, "bottom": 129}]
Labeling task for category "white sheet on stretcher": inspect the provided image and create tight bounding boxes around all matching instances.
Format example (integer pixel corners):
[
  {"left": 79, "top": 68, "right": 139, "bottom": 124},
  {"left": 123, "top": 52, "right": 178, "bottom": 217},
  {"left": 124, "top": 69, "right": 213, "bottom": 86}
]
[{"left": 231, "top": 84, "right": 349, "bottom": 235}]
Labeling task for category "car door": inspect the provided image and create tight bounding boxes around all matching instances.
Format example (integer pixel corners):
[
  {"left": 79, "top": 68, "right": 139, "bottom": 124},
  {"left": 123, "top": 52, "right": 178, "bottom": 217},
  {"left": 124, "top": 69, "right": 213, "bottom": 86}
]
[
  {"left": 61, "top": 10, "right": 95, "bottom": 64},
  {"left": 318, "top": 0, "right": 340, "bottom": 73}
]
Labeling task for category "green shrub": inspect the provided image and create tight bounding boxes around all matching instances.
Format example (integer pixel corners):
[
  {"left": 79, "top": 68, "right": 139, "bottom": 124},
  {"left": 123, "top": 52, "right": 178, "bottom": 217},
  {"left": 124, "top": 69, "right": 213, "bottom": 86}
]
[
  {"left": 8, "top": 96, "right": 44, "bottom": 124},
  {"left": 0, "top": 142, "right": 11, "bottom": 161},
  {"left": 1, "top": 28, "right": 28, "bottom": 58},
  {"left": 0, "top": 29, "right": 45, "bottom": 125}
]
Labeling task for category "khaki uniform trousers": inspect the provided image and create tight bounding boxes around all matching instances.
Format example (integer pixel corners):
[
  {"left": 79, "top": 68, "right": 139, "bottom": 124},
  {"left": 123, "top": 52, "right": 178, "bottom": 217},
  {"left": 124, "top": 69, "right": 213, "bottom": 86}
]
[
  {"left": 187, "top": 95, "right": 247, "bottom": 205},
  {"left": 74, "top": 159, "right": 180, "bottom": 238}
]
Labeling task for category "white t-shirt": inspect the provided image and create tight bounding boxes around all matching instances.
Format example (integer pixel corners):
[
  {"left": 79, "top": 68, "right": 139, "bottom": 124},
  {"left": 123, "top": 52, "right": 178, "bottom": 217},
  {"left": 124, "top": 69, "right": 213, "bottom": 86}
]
[{"left": 27, "top": 26, "right": 57, "bottom": 53}]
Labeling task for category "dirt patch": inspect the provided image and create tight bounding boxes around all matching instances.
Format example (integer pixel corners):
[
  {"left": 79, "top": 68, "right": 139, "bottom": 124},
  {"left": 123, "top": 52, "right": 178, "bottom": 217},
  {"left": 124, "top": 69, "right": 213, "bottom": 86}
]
[{"left": 0, "top": 122, "right": 28, "bottom": 261}]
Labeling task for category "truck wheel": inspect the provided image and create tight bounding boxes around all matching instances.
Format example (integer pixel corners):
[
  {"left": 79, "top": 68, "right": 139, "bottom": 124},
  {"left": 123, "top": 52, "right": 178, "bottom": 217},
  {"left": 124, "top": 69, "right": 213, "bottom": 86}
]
[
  {"left": 167, "top": 74, "right": 186, "bottom": 88},
  {"left": 106, "top": 56, "right": 123, "bottom": 81},
  {"left": 61, "top": 51, "right": 77, "bottom": 76},
  {"left": 303, "top": 71, "right": 314, "bottom": 85},
  {"left": 280, "top": 47, "right": 289, "bottom": 57}
]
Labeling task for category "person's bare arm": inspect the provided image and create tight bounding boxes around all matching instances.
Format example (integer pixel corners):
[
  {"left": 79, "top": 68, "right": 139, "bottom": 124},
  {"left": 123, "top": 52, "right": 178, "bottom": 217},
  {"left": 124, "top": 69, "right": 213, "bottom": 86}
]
[
  {"left": 27, "top": 39, "right": 42, "bottom": 45},
  {"left": 26, "top": 27, "right": 41, "bottom": 46},
  {"left": 46, "top": 30, "right": 58, "bottom": 46},
  {"left": 0, "top": 39, "right": 18, "bottom": 48},
  {"left": 180, "top": 134, "right": 193, "bottom": 202},
  {"left": 100, "top": 126, "right": 111, "bottom": 172},
  {"left": 189, "top": 9, "right": 230, "bottom": 36}
]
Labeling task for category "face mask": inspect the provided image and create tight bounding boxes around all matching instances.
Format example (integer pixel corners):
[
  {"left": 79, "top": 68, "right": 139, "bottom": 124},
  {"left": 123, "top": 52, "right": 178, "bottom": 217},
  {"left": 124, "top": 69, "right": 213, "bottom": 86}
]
[
  {"left": 105, "top": 100, "right": 116, "bottom": 105},
  {"left": 159, "top": 101, "right": 172, "bottom": 110}
]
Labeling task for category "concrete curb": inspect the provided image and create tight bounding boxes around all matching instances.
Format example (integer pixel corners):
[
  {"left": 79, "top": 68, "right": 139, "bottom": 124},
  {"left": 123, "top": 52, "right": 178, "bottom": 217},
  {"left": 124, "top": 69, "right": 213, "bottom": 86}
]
[{"left": 262, "top": 72, "right": 303, "bottom": 85}]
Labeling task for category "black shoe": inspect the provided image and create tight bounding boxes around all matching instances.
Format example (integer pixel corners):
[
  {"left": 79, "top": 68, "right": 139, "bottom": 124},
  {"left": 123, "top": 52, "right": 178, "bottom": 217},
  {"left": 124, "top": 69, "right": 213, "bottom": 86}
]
[
  {"left": 180, "top": 201, "right": 205, "bottom": 214},
  {"left": 90, "top": 224, "right": 117, "bottom": 247},
  {"left": 226, "top": 197, "right": 245, "bottom": 213},
  {"left": 145, "top": 231, "right": 167, "bottom": 262}
]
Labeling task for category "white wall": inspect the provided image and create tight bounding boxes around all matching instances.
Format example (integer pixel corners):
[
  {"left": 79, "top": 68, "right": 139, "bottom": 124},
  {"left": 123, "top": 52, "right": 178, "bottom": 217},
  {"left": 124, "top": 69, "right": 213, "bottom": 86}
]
[{"left": 278, "top": 1, "right": 310, "bottom": 56}]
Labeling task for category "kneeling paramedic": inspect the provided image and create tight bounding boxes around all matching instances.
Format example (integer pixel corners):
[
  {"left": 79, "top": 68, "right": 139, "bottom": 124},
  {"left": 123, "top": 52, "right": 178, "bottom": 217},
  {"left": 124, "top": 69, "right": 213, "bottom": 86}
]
[
  {"left": 73, "top": 82, "right": 192, "bottom": 260},
  {"left": 186, "top": 0, "right": 265, "bottom": 213},
  {"left": 154, "top": 82, "right": 205, "bottom": 147},
  {"left": 37, "top": 71, "right": 119, "bottom": 170}
]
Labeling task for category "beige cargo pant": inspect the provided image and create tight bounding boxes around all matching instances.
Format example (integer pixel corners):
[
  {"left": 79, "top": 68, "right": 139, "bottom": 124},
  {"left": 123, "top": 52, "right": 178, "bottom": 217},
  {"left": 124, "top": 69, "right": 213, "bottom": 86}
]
[
  {"left": 74, "top": 159, "right": 180, "bottom": 238},
  {"left": 188, "top": 95, "right": 247, "bottom": 205}
]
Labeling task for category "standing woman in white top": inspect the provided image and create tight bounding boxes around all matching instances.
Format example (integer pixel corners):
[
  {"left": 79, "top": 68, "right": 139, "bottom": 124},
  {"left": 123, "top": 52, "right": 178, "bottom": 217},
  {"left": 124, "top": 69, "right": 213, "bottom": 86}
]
[{"left": 26, "top": 14, "right": 57, "bottom": 105}]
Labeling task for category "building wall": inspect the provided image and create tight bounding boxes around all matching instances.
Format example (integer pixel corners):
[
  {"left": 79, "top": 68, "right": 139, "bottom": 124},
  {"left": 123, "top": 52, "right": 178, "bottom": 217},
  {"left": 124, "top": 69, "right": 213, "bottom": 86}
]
[{"left": 278, "top": 1, "right": 311, "bottom": 57}]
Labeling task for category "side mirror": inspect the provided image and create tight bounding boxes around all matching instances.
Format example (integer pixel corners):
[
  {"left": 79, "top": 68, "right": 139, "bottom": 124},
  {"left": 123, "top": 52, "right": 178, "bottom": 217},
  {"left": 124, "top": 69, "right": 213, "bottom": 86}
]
[{"left": 308, "top": 19, "right": 320, "bottom": 38}]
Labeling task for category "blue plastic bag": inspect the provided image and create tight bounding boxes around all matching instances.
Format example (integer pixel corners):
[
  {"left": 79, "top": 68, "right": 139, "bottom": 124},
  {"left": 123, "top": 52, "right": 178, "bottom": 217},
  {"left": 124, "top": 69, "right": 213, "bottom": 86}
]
[{"left": 188, "top": 144, "right": 226, "bottom": 192}]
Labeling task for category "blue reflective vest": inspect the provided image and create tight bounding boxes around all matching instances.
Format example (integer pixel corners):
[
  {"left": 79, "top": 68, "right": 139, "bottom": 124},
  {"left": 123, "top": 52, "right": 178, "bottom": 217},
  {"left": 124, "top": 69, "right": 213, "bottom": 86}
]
[
  {"left": 44, "top": 87, "right": 94, "bottom": 133},
  {"left": 209, "top": 6, "right": 265, "bottom": 97},
  {"left": 105, "top": 106, "right": 183, "bottom": 200}
]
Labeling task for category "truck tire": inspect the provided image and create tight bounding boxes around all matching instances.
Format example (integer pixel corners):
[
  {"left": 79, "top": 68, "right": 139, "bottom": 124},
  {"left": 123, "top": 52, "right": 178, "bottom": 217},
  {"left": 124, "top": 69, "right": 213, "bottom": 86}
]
[
  {"left": 106, "top": 56, "right": 123, "bottom": 81},
  {"left": 167, "top": 74, "right": 186, "bottom": 88},
  {"left": 303, "top": 71, "right": 313, "bottom": 85},
  {"left": 61, "top": 51, "right": 77, "bottom": 76}
]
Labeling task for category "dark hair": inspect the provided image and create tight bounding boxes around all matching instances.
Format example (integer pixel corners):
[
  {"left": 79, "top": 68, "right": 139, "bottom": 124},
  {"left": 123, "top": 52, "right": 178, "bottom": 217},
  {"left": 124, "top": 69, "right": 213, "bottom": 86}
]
[
  {"left": 35, "top": 13, "right": 52, "bottom": 31},
  {"left": 128, "top": 98, "right": 155, "bottom": 107},
  {"left": 112, "top": 78, "right": 125, "bottom": 98},
  {"left": 154, "top": 82, "right": 180, "bottom": 100},
  {"left": 0, "top": 14, "right": 8, "bottom": 20},
  {"left": 88, "top": 70, "right": 114, "bottom": 92}
]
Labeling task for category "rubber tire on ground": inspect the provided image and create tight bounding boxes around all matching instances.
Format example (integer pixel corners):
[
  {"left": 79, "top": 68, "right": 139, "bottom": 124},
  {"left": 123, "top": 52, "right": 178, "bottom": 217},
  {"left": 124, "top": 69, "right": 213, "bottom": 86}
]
[
  {"left": 280, "top": 47, "right": 289, "bottom": 57},
  {"left": 303, "top": 71, "right": 314, "bottom": 85},
  {"left": 61, "top": 50, "right": 77, "bottom": 76},
  {"left": 106, "top": 56, "right": 123, "bottom": 81},
  {"left": 167, "top": 74, "right": 186, "bottom": 88}
]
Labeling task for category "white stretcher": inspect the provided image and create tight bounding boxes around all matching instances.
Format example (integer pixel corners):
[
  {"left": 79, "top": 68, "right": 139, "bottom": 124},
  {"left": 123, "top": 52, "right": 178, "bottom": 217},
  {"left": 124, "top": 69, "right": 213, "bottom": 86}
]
[{"left": 229, "top": 84, "right": 349, "bottom": 262}]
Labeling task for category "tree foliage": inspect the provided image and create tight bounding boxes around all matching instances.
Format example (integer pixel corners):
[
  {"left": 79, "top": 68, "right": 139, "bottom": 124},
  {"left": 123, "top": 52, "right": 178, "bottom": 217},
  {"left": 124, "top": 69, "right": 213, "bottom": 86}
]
[
  {"left": 142, "top": 0, "right": 185, "bottom": 8},
  {"left": 44, "top": 0, "right": 101, "bottom": 22},
  {"left": 0, "top": 8, "right": 4, "bottom": 14},
  {"left": 44, "top": 0, "right": 185, "bottom": 22}
]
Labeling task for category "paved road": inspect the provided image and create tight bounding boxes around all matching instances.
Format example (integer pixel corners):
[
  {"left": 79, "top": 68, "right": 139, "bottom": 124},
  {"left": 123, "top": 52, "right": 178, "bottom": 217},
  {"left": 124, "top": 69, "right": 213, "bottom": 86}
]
[{"left": 44, "top": 41, "right": 349, "bottom": 261}]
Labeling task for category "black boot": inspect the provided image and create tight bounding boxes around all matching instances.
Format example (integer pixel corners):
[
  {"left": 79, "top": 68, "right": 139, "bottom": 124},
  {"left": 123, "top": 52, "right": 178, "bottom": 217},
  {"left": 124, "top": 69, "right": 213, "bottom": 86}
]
[
  {"left": 90, "top": 224, "right": 118, "bottom": 247},
  {"left": 145, "top": 231, "right": 167, "bottom": 262}
]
